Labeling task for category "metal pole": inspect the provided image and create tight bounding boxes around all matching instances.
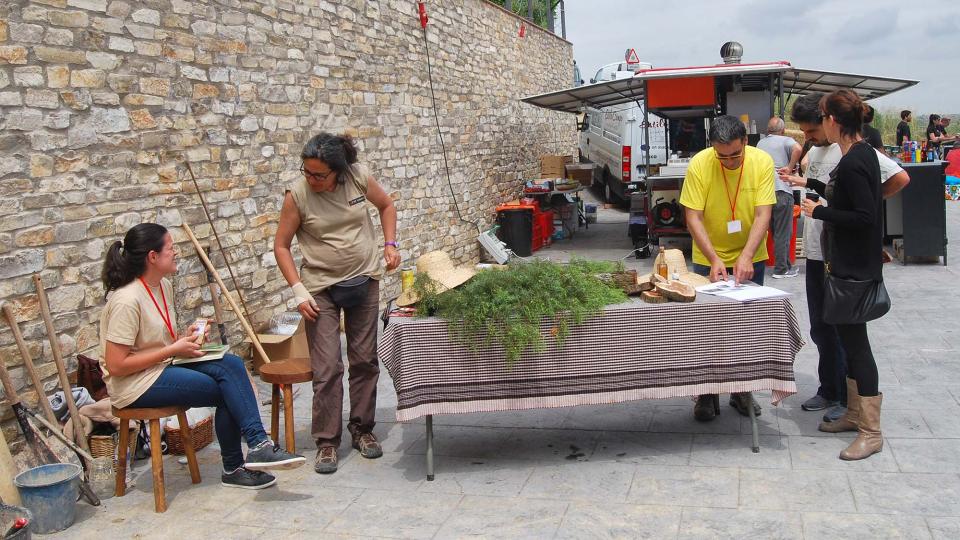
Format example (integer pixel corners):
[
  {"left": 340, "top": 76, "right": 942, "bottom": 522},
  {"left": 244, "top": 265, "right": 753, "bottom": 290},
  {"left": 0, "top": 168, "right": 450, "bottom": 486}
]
[
  {"left": 547, "top": 0, "right": 555, "bottom": 32},
  {"left": 778, "top": 74, "right": 785, "bottom": 118},
  {"left": 527, "top": 0, "right": 533, "bottom": 21},
  {"left": 505, "top": 0, "right": 512, "bottom": 11},
  {"left": 425, "top": 415, "right": 435, "bottom": 481},
  {"left": 748, "top": 393, "right": 760, "bottom": 453},
  {"left": 560, "top": 0, "right": 566, "bottom": 39}
]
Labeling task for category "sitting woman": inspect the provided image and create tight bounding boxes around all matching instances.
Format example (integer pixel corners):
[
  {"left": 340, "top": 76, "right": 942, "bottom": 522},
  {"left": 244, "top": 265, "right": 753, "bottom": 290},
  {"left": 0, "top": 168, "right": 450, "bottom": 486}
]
[{"left": 100, "top": 223, "right": 305, "bottom": 489}]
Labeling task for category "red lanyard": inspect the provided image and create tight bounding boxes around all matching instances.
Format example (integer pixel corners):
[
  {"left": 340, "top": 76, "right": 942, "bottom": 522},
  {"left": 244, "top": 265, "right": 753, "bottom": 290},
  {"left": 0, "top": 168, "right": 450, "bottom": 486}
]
[
  {"left": 718, "top": 157, "right": 746, "bottom": 221},
  {"left": 139, "top": 278, "right": 175, "bottom": 341}
]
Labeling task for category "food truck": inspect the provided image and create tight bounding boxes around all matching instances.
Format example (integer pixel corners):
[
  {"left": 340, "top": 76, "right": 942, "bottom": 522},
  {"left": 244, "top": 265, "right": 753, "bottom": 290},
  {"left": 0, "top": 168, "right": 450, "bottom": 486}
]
[{"left": 523, "top": 42, "right": 918, "bottom": 256}]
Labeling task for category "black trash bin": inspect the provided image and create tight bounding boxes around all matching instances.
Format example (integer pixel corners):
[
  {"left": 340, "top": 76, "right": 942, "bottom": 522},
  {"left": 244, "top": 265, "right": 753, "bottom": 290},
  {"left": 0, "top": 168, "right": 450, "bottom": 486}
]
[{"left": 496, "top": 208, "right": 534, "bottom": 257}]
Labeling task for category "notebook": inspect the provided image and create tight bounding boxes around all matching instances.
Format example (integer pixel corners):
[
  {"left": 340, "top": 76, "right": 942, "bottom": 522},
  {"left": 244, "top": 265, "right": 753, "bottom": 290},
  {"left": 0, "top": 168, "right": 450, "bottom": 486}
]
[{"left": 173, "top": 344, "right": 229, "bottom": 365}]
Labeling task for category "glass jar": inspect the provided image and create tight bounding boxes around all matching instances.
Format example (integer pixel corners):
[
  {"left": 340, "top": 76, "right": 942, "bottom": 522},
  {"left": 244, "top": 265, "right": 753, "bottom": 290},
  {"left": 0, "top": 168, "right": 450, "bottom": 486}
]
[{"left": 88, "top": 456, "right": 114, "bottom": 500}]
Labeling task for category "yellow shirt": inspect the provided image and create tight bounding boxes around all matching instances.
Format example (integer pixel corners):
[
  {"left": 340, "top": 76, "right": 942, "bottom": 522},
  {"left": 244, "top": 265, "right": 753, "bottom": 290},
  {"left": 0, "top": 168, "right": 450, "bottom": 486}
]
[
  {"left": 99, "top": 279, "right": 175, "bottom": 408},
  {"left": 679, "top": 145, "right": 776, "bottom": 266}
]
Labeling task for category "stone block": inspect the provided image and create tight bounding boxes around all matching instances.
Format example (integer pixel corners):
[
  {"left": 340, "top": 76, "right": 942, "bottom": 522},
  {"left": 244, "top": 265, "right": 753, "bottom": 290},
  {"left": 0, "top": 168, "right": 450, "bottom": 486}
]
[
  {"left": 25, "top": 89, "right": 59, "bottom": 109},
  {"left": 90, "top": 90, "right": 118, "bottom": 106},
  {"left": 0, "top": 91, "right": 21, "bottom": 106},
  {"left": 131, "top": 8, "right": 160, "bottom": 25},
  {"left": 43, "top": 28, "right": 74, "bottom": 46},
  {"left": 15, "top": 226, "right": 55, "bottom": 247},
  {"left": 5, "top": 109, "right": 43, "bottom": 130},
  {"left": 0, "top": 70, "right": 8, "bottom": 89},
  {"left": 77, "top": 106, "right": 129, "bottom": 134},
  {"left": 106, "top": 1, "right": 131, "bottom": 18},
  {"left": 29, "top": 155, "right": 54, "bottom": 177},
  {"left": 67, "top": 0, "right": 107, "bottom": 12},
  {"left": 106, "top": 74, "right": 135, "bottom": 93},
  {"left": 59, "top": 89, "right": 91, "bottom": 110},
  {"left": 70, "top": 69, "right": 105, "bottom": 88},
  {"left": 128, "top": 108, "right": 157, "bottom": 129},
  {"left": 0, "top": 156, "right": 26, "bottom": 177},
  {"left": 47, "top": 11, "right": 90, "bottom": 28},
  {"left": 180, "top": 65, "right": 207, "bottom": 81},
  {"left": 192, "top": 83, "right": 219, "bottom": 99},
  {"left": 85, "top": 51, "right": 118, "bottom": 69},
  {"left": 43, "top": 110, "right": 71, "bottom": 129},
  {"left": 55, "top": 152, "right": 88, "bottom": 173},
  {"left": 0, "top": 20, "right": 7, "bottom": 42},
  {"left": 137, "top": 76, "right": 170, "bottom": 96},
  {"left": 13, "top": 66, "right": 44, "bottom": 87},
  {"left": 46, "top": 65, "right": 70, "bottom": 88},
  {"left": 0, "top": 249, "right": 45, "bottom": 280},
  {"left": 107, "top": 36, "right": 134, "bottom": 52},
  {"left": 134, "top": 41, "right": 161, "bottom": 57},
  {"left": 162, "top": 45, "right": 194, "bottom": 63},
  {"left": 123, "top": 22, "right": 154, "bottom": 40},
  {"left": 9, "top": 23, "right": 45, "bottom": 43}
]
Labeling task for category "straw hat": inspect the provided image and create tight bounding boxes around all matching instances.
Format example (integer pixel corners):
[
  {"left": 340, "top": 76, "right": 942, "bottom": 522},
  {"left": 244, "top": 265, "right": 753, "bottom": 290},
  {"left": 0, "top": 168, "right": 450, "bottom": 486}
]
[{"left": 396, "top": 251, "right": 477, "bottom": 307}]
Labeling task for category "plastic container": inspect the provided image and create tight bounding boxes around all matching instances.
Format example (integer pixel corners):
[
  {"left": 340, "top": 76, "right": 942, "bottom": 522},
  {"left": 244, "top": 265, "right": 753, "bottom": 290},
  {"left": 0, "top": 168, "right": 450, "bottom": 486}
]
[
  {"left": 13, "top": 463, "right": 81, "bottom": 534},
  {"left": 0, "top": 503, "right": 33, "bottom": 539},
  {"left": 268, "top": 312, "right": 302, "bottom": 335},
  {"left": 496, "top": 207, "right": 534, "bottom": 257},
  {"left": 765, "top": 205, "right": 801, "bottom": 267}
]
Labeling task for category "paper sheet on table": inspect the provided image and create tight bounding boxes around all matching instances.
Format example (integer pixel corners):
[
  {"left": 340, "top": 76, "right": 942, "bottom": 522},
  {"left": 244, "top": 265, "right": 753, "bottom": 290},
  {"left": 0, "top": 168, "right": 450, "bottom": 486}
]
[{"left": 696, "top": 279, "right": 791, "bottom": 302}]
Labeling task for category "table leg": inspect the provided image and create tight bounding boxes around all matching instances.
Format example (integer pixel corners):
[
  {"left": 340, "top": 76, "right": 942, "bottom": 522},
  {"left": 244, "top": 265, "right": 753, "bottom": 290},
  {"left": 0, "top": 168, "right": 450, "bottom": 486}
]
[
  {"left": 748, "top": 393, "right": 760, "bottom": 453},
  {"left": 426, "top": 415, "right": 434, "bottom": 481}
]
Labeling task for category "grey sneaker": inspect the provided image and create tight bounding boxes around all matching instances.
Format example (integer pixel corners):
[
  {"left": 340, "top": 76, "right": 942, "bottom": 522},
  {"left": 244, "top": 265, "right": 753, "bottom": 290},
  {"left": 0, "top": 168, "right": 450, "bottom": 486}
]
[
  {"left": 314, "top": 446, "right": 338, "bottom": 474},
  {"left": 801, "top": 394, "right": 835, "bottom": 411},
  {"left": 221, "top": 467, "right": 276, "bottom": 490},
  {"left": 771, "top": 267, "right": 800, "bottom": 279},
  {"left": 244, "top": 440, "right": 306, "bottom": 471},
  {"left": 822, "top": 405, "right": 847, "bottom": 423}
]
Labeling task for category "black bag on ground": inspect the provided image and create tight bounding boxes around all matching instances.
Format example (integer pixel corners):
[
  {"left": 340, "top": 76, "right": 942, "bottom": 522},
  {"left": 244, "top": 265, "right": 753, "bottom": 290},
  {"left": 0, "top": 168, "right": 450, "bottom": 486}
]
[
  {"left": 823, "top": 273, "right": 891, "bottom": 325},
  {"left": 327, "top": 275, "right": 370, "bottom": 309}
]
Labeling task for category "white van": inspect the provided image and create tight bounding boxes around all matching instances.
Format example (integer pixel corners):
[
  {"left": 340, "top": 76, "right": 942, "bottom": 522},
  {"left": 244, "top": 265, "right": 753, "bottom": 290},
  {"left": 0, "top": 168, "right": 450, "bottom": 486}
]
[{"left": 578, "top": 61, "right": 668, "bottom": 203}]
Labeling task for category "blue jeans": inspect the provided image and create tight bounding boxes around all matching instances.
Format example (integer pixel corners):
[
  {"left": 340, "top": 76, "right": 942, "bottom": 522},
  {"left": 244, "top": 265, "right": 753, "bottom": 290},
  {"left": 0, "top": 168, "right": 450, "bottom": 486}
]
[
  {"left": 692, "top": 260, "right": 766, "bottom": 285},
  {"left": 130, "top": 354, "right": 267, "bottom": 470}
]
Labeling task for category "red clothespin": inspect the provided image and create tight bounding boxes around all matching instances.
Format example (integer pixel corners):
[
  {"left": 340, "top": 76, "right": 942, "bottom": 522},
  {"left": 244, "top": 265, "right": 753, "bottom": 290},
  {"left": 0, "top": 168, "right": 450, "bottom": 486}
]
[
  {"left": 519, "top": 22, "right": 526, "bottom": 38},
  {"left": 417, "top": 2, "right": 429, "bottom": 28}
]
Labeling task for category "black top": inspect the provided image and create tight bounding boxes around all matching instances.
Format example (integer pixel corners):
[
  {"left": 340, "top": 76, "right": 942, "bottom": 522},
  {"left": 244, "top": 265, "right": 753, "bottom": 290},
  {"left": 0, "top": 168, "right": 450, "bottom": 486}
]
[
  {"left": 927, "top": 125, "right": 942, "bottom": 148},
  {"left": 896, "top": 121, "right": 911, "bottom": 146},
  {"left": 808, "top": 141, "right": 882, "bottom": 281},
  {"left": 862, "top": 125, "right": 883, "bottom": 150}
]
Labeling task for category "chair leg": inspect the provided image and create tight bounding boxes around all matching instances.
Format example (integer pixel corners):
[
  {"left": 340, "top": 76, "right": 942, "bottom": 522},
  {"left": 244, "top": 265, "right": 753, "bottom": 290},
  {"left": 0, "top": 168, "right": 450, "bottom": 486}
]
[
  {"left": 270, "top": 384, "right": 280, "bottom": 443},
  {"left": 149, "top": 419, "right": 166, "bottom": 513},
  {"left": 176, "top": 411, "right": 201, "bottom": 485},
  {"left": 115, "top": 420, "right": 130, "bottom": 497},
  {"left": 282, "top": 384, "right": 295, "bottom": 453}
]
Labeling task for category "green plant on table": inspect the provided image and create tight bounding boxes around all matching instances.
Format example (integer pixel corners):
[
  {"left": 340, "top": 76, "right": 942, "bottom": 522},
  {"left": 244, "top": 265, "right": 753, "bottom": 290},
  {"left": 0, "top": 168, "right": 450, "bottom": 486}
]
[{"left": 413, "top": 258, "right": 627, "bottom": 362}]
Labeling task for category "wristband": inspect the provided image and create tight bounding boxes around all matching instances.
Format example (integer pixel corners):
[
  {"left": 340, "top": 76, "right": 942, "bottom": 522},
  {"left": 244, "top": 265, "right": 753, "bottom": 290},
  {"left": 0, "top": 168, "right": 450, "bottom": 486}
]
[
  {"left": 384, "top": 241, "right": 399, "bottom": 248},
  {"left": 291, "top": 282, "right": 314, "bottom": 306}
]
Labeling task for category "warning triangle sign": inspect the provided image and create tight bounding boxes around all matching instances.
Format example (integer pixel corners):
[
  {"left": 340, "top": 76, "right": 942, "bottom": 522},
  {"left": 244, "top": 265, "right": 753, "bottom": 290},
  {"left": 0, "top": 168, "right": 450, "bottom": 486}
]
[{"left": 625, "top": 48, "right": 640, "bottom": 65}]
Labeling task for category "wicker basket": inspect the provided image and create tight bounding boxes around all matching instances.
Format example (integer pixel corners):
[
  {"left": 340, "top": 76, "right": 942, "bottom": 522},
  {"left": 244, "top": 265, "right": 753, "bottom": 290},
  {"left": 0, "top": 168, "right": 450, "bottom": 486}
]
[
  {"left": 89, "top": 427, "right": 138, "bottom": 473},
  {"left": 166, "top": 415, "right": 214, "bottom": 455}
]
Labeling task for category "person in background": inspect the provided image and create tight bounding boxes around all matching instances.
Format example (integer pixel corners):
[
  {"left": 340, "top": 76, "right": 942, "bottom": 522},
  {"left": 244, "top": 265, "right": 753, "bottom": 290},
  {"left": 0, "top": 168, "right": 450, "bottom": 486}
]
[
  {"left": 861, "top": 106, "right": 884, "bottom": 151},
  {"left": 100, "top": 224, "right": 305, "bottom": 490},
  {"left": 274, "top": 132, "right": 401, "bottom": 474},
  {"left": 896, "top": 110, "right": 912, "bottom": 146},
  {"left": 942, "top": 116, "right": 952, "bottom": 135},
  {"left": 926, "top": 114, "right": 954, "bottom": 158},
  {"left": 757, "top": 117, "right": 802, "bottom": 279},
  {"left": 680, "top": 115, "right": 774, "bottom": 422}
]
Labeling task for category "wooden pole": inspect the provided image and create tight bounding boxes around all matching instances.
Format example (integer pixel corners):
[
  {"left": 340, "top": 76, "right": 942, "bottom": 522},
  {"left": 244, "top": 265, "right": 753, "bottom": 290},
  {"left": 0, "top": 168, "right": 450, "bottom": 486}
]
[
  {"left": 181, "top": 222, "right": 272, "bottom": 364},
  {"left": 203, "top": 243, "right": 228, "bottom": 346},
  {"left": 2, "top": 304, "right": 59, "bottom": 426},
  {"left": 32, "top": 274, "right": 91, "bottom": 454}
]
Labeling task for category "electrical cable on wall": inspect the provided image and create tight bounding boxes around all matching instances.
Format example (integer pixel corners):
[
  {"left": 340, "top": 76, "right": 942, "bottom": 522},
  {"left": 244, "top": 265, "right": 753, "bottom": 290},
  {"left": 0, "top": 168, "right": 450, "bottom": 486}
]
[{"left": 418, "top": 2, "right": 480, "bottom": 234}]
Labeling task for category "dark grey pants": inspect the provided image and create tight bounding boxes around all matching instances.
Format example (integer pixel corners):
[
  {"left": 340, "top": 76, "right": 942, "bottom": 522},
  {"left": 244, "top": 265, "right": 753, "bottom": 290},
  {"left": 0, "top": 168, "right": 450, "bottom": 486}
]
[{"left": 772, "top": 191, "right": 794, "bottom": 274}]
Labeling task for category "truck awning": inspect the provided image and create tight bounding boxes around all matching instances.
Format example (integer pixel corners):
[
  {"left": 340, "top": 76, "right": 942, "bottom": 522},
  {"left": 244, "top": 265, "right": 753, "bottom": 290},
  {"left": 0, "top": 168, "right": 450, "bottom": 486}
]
[{"left": 522, "top": 62, "right": 917, "bottom": 113}]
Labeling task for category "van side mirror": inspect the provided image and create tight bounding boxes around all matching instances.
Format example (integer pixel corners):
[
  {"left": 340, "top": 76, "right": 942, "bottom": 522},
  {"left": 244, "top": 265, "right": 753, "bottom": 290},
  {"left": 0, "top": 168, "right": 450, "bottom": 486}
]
[
  {"left": 589, "top": 78, "right": 595, "bottom": 84},
  {"left": 577, "top": 114, "right": 590, "bottom": 132}
]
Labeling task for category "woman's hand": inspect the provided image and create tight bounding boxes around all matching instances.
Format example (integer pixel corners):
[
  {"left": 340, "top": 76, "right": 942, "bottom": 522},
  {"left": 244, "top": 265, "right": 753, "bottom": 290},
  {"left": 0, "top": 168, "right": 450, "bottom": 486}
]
[
  {"left": 778, "top": 168, "right": 807, "bottom": 188},
  {"left": 384, "top": 245, "right": 401, "bottom": 271},
  {"left": 181, "top": 320, "right": 210, "bottom": 343},
  {"left": 169, "top": 336, "right": 204, "bottom": 358},
  {"left": 801, "top": 197, "right": 823, "bottom": 217}
]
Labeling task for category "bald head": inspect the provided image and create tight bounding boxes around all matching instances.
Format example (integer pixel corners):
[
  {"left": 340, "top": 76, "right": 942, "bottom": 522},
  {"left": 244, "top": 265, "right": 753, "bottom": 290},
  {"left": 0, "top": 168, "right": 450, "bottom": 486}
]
[{"left": 767, "top": 117, "right": 785, "bottom": 135}]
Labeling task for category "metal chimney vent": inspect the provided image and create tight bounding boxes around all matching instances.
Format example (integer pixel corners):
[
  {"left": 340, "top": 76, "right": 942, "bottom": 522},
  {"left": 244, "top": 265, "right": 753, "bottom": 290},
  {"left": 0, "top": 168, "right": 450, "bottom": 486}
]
[{"left": 720, "top": 41, "right": 743, "bottom": 64}]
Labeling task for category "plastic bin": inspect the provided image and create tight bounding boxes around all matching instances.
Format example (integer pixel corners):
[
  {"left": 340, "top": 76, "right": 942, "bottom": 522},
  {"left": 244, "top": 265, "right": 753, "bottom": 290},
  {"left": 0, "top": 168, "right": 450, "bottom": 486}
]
[
  {"left": 766, "top": 205, "right": 800, "bottom": 267},
  {"left": 496, "top": 207, "right": 534, "bottom": 257}
]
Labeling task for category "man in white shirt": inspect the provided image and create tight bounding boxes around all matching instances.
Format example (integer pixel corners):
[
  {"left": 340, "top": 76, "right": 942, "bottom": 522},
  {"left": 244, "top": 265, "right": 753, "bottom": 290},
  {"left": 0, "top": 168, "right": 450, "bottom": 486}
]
[
  {"left": 757, "top": 117, "right": 803, "bottom": 278},
  {"left": 780, "top": 93, "right": 910, "bottom": 422}
]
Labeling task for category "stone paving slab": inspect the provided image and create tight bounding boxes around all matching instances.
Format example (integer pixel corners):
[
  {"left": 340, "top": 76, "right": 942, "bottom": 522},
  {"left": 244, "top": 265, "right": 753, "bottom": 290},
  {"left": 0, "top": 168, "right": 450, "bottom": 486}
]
[{"left": 55, "top": 200, "right": 960, "bottom": 539}]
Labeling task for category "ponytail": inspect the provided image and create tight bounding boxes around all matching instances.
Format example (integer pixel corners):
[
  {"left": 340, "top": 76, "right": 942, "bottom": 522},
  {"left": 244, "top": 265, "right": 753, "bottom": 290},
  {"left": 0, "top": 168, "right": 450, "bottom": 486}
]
[
  {"left": 301, "top": 132, "right": 360, "bottom": 184},
  {"left": 101, "top": 223, "right": 168, "bottom": 293}
]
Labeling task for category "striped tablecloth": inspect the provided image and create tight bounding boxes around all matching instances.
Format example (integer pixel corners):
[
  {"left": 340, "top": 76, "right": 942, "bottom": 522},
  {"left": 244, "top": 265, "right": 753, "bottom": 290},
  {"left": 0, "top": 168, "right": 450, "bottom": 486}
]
[{"left": 378, "top": 296, "right": 803, "bottom": 422}]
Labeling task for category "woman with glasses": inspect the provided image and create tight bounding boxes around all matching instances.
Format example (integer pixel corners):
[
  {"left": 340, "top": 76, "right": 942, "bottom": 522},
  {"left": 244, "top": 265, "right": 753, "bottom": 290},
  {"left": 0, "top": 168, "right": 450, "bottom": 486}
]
[
  {"left": 274, "top": 132, "right": 400, "bottom": 474},
  {"left": 800, "top": 89, "right": 885, "bottom": 461},
  {"left": 100, "top": 223, "right": 305, "bottom": 490}
]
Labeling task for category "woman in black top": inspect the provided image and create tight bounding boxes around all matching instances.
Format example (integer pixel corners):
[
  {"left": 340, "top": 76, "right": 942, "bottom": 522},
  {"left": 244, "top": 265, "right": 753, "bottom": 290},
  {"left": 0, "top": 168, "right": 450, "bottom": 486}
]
[{"left": 800, "top": 89, "right": 884, "bottom": 461}]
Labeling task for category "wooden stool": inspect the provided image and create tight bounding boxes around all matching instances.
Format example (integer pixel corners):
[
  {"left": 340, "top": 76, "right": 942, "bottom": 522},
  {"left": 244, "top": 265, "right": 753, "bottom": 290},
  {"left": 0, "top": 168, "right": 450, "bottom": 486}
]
[
  {"left": 259, "top": 357, "right": 312, "bottom": 453},
  {"left": 113, "top": 406, "right": 200, "bottom": 513}
]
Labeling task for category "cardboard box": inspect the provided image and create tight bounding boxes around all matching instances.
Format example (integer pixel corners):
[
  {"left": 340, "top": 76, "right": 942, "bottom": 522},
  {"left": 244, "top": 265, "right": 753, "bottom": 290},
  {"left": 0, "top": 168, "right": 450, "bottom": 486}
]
[
  {"left": 246, "top": 319, "right": 309, "bottom": 372},
  {"left": 540, "top": 154, "right": 572, "bottom": 179},
  {"left": 565, "top": 163, "right": 594, "bottom": 186}
]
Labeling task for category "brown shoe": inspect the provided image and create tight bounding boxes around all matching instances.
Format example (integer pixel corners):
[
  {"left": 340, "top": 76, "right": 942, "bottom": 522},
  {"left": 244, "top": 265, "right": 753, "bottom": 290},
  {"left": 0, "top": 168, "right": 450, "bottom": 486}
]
[
  {"left": 314, "top": 446, "right": 338, "bottom": 474},
  {"left": 840, "top": 393, "right": 883, "bottom": 461},
  {"left": 819, "top": 378, "right": 859, "bottom": 433},
  {"left": 348, "top": 426, "right": 383, "bottom": 459}
]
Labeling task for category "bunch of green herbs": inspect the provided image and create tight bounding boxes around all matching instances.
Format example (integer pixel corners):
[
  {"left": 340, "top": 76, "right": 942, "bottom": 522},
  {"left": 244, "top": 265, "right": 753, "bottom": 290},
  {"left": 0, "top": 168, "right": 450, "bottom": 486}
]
[{"left": 413, "top": 258, "right": 627, "bottom": 362}]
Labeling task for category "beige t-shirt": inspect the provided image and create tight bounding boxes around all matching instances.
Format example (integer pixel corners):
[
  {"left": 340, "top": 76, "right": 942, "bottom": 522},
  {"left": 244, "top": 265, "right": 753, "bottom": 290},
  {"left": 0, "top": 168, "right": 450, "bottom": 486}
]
[
  {"left": 289, "top": 163, "right": 384, "bottom": 294},
  {"left": 99, "top": 278, "right": 175, "bottom": 408}
]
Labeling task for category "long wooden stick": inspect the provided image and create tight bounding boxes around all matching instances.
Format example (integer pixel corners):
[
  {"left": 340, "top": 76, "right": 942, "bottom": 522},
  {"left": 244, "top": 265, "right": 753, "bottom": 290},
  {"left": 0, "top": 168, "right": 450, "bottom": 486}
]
[
  {"left": 182, "top": 222, "right": 272, "bottom": 364},
  {"left": 32, "top": 274, "right": 91, "bottom": 454},
  {"left": 2, "top": 304, "right": 58, "bottom": 426},
  {"left": 24, "top": 408, "right": 94, "bottom": 462},
  {"left": 184, "top": 161, "right": 252, "bottom": 321},
  {"left": 203, "top": 243, "right": 229, "bottom": 346}
]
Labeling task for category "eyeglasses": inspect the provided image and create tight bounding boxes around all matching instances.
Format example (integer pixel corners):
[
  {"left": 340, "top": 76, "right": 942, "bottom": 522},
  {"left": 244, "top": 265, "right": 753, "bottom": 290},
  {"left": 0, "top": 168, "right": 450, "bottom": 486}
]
[
  {"left": 714, "top": 150, "right": 744, "bottom": 161},
  {"left": 300, "top": 165, "right": 337, "bottom": 183}
]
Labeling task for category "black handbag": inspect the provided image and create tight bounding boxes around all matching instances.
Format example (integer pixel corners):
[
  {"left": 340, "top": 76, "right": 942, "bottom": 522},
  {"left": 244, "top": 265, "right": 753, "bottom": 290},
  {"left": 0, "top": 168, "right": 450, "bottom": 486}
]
[{"left": 822, "top": 271, "right": 891, "bottom": 325}]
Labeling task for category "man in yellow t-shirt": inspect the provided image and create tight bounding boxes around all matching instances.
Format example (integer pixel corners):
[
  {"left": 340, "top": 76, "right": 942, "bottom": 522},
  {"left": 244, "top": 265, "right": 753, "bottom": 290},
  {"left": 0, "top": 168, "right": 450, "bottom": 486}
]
[{"left": 679, "top": 114, "right": 775, "bottom": 422}]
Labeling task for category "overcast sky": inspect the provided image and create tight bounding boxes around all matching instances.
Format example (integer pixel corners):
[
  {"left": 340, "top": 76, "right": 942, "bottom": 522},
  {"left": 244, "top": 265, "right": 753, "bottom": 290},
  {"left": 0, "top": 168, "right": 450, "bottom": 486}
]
[{"left": 562, "top": 0, "right": 959, "bottom": 114}]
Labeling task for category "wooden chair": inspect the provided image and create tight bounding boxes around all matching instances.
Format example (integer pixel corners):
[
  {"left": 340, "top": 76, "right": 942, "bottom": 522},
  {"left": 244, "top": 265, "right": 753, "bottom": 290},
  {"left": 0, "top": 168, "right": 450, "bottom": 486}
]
[
  {"left": 258, "top": 357, "right": 312, "bottom": 453},
  {"left": 113, "top": 406, "right": 200, "bottom": 513}
]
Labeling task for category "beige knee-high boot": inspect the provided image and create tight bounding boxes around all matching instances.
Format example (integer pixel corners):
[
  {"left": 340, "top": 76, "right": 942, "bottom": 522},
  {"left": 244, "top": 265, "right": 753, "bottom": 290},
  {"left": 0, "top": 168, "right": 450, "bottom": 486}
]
[
  {"left": 818, "top": 378, "right": 859, "bottom": 433},
  {"left": 840, "top": 394, "right": 883, "bottom": 460}
]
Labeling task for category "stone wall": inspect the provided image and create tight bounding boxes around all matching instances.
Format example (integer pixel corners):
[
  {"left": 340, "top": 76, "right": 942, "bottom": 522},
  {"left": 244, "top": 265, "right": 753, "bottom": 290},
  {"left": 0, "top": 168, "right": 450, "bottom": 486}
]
[{"left": 0, "top": 0, "right": 575, "bottom": 436}]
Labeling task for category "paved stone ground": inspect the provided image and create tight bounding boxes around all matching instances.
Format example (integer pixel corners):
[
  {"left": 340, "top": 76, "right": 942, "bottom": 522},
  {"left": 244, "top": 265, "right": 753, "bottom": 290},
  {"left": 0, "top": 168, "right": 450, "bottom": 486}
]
[{"left": 58, "top": 192, "right": 960, "bottom": 539}]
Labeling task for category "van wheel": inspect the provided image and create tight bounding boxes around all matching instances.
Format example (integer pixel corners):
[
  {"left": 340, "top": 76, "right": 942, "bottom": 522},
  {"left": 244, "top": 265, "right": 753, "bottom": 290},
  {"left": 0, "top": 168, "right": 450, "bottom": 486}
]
[{"left": 604, "top": 182, "right": 614, "bottom": 204}]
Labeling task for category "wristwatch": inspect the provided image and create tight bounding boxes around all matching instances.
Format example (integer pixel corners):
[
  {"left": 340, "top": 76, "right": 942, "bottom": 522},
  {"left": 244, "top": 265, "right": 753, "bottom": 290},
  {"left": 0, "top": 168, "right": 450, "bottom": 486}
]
[{"left": 384, "top": 241, "right": 399, "bottom": 248}]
